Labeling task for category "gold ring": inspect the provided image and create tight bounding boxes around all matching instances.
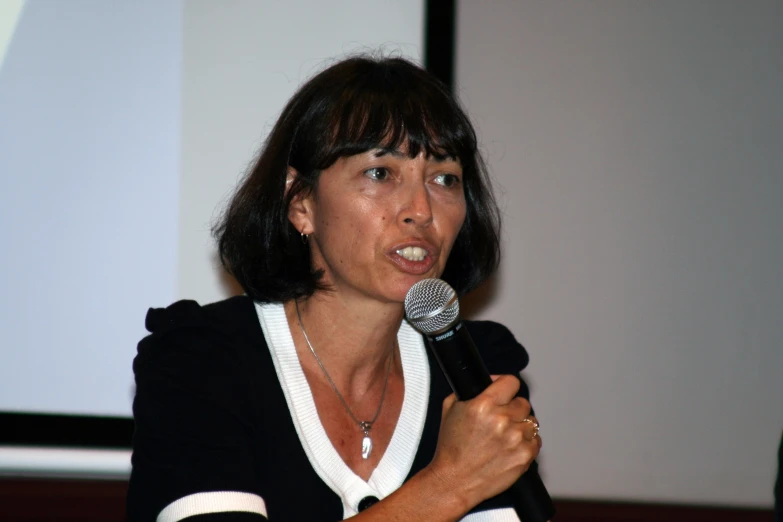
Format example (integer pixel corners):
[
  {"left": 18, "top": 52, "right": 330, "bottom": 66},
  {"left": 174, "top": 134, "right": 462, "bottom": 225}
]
[{"left": 522, "top": 417, "right": 539, "bottom": 440}]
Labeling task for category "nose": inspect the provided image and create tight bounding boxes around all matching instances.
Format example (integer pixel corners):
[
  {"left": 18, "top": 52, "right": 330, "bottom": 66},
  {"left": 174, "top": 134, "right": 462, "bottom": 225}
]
[{"left": 400, "top": 179, "right": 433, "bottom": 227}]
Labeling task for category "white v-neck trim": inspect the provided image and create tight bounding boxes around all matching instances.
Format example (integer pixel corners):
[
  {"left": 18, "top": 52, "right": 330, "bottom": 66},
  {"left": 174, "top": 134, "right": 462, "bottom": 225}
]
[{"left": 255, "top": 301, "right": 430, "bottom": 519}]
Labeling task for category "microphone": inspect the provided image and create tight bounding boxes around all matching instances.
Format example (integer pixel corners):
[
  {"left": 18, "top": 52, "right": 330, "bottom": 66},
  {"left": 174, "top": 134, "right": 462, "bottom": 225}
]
[{"left": 404, "top": 278, "right": 556, "bottom": 522}]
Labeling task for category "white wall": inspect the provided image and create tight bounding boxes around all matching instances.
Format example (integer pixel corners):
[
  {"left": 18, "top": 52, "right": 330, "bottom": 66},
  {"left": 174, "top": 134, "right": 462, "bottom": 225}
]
[
  {"left": 0, "top": 0, "right": 424, "bottom": 478},
  {"left": 177, "top": 0, "right": 424, "bottom": 306},
  {"left": 0, "top": 0, "right": 182, "bottom": 416},
  {"left": 456, "top": 0, "right": 783, "bottom": 508},
  {"left": 0, "top": 0, "right": 423, "bottom": 420}
]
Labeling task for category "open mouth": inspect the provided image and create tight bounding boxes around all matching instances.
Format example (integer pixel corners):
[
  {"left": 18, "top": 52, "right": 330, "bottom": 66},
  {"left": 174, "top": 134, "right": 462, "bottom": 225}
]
[{"left": 396, "top": 246, "right": 428, "bottom": 262}]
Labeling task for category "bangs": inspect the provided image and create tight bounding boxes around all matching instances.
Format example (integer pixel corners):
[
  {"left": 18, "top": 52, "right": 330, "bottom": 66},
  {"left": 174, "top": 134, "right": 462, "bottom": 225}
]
[
  {"left": 216, "top": 55, "right": 500, "bottom": 303},
  {"left": 292, "top": 60, "right": 478, "bottom": 172}
]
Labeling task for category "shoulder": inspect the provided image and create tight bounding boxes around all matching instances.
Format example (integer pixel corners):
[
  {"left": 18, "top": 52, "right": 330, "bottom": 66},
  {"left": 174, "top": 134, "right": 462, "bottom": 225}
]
[
  {"left": 131, "top": 295, "right": 274, "bottom": 443},
  {"left": 134, "top": 295, "right": 265, "bottom": 382},
  {"left": 129, "top": 295, "right": 274, "bottom": 522},
  {"left": 463, "top": 319, "right": 530, "bottom": 374},
  {"left": 142, "top": 294, "right": 257, "bottom": 335}
]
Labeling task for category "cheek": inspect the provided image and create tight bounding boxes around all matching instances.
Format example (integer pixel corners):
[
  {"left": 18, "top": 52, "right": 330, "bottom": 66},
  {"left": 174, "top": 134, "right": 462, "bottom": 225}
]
[
  {"left": 445, "top": 199, "right": 468, "bottom": 236},
  {"left": 440, "top": 202, "right": 468, "bottom": 258},
  {"left": 318, "top": 199, "right": 384, "bottom": 258},
  {"left": 456, "top": 201, "right": 468, "bottom": 230}
]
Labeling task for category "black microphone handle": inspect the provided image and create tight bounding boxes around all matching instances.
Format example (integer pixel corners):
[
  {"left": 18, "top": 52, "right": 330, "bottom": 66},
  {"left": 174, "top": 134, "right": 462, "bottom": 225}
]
[{"left": 425, "top": 322, "right": 556, "bottom": 522}]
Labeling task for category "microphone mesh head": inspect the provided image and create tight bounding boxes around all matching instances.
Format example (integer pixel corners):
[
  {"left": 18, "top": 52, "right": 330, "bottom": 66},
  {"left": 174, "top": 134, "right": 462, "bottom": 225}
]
[{"left": 404, "top": 278, "right": 460, "bottom": 334}]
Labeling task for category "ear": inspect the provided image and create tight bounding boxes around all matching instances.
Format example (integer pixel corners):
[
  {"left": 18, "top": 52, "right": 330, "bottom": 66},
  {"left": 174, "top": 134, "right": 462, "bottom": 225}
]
[{"left": 286, "top": 167, "right": 315, "bottom": 236}]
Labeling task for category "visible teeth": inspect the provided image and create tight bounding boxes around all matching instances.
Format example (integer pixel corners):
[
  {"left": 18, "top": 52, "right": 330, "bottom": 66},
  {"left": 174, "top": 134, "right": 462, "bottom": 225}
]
[{"left": 396, "top": 246, "right": 427, "bottom": 261}]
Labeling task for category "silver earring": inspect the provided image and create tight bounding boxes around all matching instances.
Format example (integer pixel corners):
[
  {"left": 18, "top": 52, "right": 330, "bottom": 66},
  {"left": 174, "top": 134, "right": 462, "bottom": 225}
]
[{"left": 301, "top": 232, "right": 308, "bottom": 244}]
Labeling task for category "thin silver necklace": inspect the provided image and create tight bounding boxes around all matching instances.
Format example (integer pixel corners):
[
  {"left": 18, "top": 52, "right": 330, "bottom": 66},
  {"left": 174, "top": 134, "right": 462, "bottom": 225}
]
[{"left": 295, "top": 300, "right": 394, "bottom": 460}]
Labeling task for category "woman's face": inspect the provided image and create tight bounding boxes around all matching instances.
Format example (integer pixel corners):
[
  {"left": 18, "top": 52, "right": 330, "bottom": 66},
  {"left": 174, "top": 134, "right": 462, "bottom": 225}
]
[{"left": 290, "top": 147, "right": 467, "bottom": 305}]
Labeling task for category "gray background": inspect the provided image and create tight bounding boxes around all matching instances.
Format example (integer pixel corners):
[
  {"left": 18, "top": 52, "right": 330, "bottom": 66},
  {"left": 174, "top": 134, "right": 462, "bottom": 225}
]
[{"left": 457, "top": 0, "right": 783, "bottom": 507}]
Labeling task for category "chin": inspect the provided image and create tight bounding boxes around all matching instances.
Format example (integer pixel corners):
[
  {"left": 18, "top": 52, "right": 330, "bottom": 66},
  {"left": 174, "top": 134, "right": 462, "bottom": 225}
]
[{"left": 384, "top": 274, "right": 437, "bottom": 304}]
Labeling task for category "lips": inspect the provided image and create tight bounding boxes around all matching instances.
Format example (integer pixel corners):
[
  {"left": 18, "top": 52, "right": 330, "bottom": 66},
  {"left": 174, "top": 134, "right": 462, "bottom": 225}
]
[{"left": 387, "top": 240, "right": 438, "bottom": 275}]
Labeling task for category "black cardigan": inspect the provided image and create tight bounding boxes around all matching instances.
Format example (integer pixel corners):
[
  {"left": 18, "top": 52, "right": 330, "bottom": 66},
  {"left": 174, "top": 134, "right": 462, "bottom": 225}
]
[{"left": 127, "top": 295, "right": 531, "bottom": 521}]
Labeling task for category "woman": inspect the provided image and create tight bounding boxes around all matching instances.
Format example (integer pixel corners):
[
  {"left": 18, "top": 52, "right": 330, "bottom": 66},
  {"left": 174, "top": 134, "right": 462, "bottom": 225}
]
[{"left": 127, "top": 55, "right": 542, "bottom": 521}]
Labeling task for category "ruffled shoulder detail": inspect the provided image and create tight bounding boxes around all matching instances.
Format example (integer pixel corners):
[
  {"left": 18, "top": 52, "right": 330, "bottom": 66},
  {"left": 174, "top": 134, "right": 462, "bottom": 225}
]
[
  {"left": 143, "top": 295, "right": 255, "bottom": 333},
  {"left": 134, "top": 295, "right": 260, "bottom": 377},
  {"left": 463, "top": 320, "right": 530, "bottom": 374}
]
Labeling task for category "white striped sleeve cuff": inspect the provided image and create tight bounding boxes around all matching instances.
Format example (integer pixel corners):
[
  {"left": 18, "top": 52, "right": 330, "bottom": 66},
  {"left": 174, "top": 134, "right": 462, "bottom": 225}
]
[{"left": 157, "top": 491, "right": 268, "bottom": 522}]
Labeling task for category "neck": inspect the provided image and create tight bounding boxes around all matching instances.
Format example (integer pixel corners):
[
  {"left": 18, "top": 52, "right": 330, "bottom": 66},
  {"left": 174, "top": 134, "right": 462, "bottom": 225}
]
[{"left": 284, "top": 291, "right": 403, "bottom": 394}]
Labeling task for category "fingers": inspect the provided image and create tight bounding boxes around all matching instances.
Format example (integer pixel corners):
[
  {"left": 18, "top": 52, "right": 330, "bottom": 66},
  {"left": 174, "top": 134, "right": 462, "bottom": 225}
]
[
  {"left": 441, "top": 392, "right": 457, "bottom": 414},
  {"left": 433, "top": 380, "right": 542, "bottom": 504},
  {"left": 521, "top": 415, "right": 540, "bottom": 442},
  {"left": 442, "top": 378, "right": 539, "bottom": 449},
  {"left": 485, "top": 374, "right": 522, "bottom": 405},
  {"left": 505, "top": 397, "right": 531, "bottom": 422}
]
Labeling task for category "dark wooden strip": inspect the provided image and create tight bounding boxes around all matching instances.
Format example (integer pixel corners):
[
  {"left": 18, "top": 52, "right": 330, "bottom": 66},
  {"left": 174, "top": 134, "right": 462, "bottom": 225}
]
[
  {"left": 0, "top": 478, "right": 774, "bottom": 522},
  {"left": 0, "top": 412, "right": 134, "bottom": 449},
  {"left": 554, "top": 498, "right": 774, "bottom": 522},
  {"left": 0, "top": 478, "right": 128, "bottom": 522}
]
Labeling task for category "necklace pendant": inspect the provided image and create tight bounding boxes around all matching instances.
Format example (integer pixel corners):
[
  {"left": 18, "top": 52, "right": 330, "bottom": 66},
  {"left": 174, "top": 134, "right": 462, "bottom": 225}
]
[
  {"left": 362, "top": 434, "right": 372, "bottom": 459},
  {"left": 360, "top": 422, "right": 373, "bottom": 459}
]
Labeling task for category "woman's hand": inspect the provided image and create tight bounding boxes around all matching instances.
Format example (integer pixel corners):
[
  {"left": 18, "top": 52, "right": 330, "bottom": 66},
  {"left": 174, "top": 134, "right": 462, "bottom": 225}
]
[{"left": 425, "top": 375, "right": 542, "bottom": 512}]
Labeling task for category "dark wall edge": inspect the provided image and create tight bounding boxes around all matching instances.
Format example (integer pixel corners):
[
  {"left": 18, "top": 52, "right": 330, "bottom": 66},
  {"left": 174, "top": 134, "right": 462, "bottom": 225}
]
[{"left": 424, "top": 0, "right": 456, "bottom": 90}]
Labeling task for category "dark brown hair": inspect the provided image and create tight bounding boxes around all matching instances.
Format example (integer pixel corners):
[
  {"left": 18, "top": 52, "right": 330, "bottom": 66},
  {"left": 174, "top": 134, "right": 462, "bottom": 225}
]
[{"left": 213, "top": 55, "right": 501, "bottom": 302}]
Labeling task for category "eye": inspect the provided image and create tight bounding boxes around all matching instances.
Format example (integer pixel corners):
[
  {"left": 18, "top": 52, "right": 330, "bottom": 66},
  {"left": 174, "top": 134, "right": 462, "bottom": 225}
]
[
  {"left": 364, "top": 167, "right": 390, "bottom": 181},
  {"left": 433, "top": 173, "right": 461, "bottom": 188}
]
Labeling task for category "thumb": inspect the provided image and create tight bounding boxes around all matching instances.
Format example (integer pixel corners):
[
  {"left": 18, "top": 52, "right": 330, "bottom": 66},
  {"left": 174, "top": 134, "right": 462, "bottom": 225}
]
[{"left": 441, "top": 392, "right": 457, "bottom": 415}]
